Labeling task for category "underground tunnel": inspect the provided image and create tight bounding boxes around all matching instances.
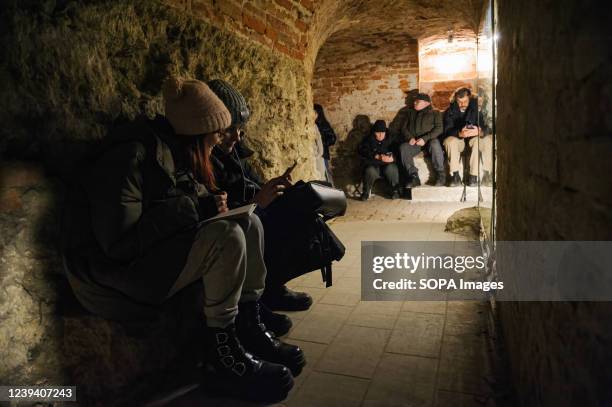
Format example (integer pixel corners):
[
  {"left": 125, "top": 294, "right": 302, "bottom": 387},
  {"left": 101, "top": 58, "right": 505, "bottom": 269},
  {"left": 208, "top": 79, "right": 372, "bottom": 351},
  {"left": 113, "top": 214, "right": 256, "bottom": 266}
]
[{"left": 0, "top": 0, "right": 611, "bottom": 406}]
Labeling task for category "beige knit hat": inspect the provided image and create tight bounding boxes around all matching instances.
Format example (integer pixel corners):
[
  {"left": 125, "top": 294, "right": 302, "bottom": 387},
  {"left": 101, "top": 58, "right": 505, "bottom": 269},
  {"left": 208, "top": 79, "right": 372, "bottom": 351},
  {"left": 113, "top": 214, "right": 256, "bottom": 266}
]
[{"left": 162, "top": 77, "right": 232, "bottom": 136}]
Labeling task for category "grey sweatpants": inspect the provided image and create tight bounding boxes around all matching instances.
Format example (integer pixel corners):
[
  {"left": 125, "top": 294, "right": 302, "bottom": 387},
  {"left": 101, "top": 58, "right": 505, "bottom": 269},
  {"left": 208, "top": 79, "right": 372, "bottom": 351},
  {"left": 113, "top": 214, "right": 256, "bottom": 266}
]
[{"left": 166, "top": 213, "right": 267, "bottom": 328}]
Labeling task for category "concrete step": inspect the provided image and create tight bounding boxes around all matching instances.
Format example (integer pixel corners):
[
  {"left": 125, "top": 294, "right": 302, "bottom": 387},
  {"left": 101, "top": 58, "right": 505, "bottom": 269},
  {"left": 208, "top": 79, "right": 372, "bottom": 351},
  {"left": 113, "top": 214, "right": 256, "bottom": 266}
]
[{"left": 410, "top": 185, "right": 493, "bottom": 203}]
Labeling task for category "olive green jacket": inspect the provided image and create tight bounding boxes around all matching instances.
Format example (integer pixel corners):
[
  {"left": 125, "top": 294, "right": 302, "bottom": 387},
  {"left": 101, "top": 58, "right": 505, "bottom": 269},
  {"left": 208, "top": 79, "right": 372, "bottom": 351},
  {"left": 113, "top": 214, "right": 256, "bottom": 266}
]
[
  {"left": 399, "top": 106, "right": 443, "bottom": 143},
  {"left": 62, "top": 116, "right": 206, "bottom": 319}
]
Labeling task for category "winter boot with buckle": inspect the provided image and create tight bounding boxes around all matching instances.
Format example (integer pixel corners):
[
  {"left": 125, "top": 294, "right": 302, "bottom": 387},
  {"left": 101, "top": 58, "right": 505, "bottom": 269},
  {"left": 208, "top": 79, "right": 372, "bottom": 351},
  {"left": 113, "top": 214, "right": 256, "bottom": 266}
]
[{"left": 202, "top": 324, "right": 294, "bottom": 402}]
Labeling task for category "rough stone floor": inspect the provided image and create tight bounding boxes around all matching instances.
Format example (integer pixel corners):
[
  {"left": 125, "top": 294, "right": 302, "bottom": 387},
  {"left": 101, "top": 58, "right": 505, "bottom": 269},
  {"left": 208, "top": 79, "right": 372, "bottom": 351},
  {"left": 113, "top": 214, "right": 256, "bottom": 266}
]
[{"left": 160, "top": 197, "right": 506, "bottom": 407}]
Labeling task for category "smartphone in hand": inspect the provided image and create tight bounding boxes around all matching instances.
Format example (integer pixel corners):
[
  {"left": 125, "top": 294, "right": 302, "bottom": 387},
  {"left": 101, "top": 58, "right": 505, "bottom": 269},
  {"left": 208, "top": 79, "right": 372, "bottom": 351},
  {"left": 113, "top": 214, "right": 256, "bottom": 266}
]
[{"left": 283, "top": 160, "right": 298, "bottom": 177}]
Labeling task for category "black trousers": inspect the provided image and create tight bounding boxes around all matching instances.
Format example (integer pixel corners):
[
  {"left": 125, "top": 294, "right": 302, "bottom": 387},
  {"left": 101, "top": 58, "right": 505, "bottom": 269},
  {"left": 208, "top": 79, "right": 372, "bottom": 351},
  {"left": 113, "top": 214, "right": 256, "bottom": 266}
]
[
  {"left": 363, "top": 163, "right": 399, "bottom": 193},
  {"left": 399, "top": 138, "right": 445, "bottom": 177}
]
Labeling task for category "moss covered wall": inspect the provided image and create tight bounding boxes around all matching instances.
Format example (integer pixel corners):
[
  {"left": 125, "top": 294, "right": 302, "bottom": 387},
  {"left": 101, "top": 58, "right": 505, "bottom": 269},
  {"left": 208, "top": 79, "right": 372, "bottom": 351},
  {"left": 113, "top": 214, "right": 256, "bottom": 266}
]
[{"left": 0, "top": 0, "right": 320, "bottom": 181}]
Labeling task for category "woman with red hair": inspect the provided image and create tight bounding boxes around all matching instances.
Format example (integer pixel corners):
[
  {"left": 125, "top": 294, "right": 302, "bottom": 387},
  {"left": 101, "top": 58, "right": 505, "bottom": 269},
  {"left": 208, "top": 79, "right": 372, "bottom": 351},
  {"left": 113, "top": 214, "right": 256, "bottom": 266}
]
[{"left": 62, "top": 77, "right": 303, "bottom": 402}]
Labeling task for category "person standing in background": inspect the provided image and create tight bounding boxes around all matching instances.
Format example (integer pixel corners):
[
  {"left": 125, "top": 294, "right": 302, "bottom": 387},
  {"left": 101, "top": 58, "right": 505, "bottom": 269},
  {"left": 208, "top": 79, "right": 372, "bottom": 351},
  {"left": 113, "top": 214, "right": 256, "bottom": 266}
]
[{"left": 314, "top": 104, "right": 337, "bottom": 185}]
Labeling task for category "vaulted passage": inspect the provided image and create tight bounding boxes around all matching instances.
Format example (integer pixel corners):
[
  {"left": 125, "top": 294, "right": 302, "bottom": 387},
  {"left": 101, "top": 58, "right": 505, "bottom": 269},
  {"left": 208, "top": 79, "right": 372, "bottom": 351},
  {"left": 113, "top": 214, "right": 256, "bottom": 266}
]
[{"left": 1, "top": 1, "right": 610, "bottom": 406}]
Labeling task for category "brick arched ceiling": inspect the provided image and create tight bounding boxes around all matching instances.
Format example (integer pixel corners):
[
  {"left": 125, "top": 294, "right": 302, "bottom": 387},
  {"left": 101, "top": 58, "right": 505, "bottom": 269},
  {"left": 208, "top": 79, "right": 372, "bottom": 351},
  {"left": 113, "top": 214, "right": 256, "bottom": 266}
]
[{"left": 307, "top": 0, "right": 484, "bottom": 71}]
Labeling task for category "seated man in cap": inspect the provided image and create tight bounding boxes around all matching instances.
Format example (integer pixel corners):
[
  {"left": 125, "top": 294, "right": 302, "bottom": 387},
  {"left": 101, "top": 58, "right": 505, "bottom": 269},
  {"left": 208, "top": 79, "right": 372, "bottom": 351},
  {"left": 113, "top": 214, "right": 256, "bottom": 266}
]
[
  {"left": 397, "top": 93, "right": 445, "bottom": 187},
  {"left": 442, "top": 87, "right": 491, "bottom": 186},
  {"left": 207, "top": 79, "right": 313, "bottom": 335},
  {"left": 358, "top": 119, "right": 400, "bottom": 200}
]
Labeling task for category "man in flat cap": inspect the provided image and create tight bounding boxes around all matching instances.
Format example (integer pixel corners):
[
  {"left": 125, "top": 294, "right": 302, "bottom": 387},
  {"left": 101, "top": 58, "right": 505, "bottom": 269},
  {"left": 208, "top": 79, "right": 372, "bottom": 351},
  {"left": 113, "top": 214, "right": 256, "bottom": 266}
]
[{"left": 398, "top": 93, "right": 445, "bottom": 188}]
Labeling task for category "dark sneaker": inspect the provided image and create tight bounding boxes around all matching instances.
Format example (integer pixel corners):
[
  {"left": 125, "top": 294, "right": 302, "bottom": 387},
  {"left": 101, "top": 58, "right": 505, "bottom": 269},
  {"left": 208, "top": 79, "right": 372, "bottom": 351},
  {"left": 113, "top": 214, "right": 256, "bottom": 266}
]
[
  {"left": 262, "top": 285, "right": 313, "bottom": 311},
  {"left": 236, "top": 301, "right": 306, "bottom": 377},
  {"left": 434, "top": 172, "right": 446, "bottom": 186},
  {"left": 202, "top": 324, "right": 294, "bottom": 402},
  {"left": 259, "top": 301, "right": 292, "bottom": 336},
  {"left": 468, "top": 175, "right": 478, "bottom": 187},
  {"left": 360, "top": 190, "right": 370, "bottom": 201},
  {"left": 449, "top": 172, "right": 461, "bottom": 187},
  {"left": 391, "top": 189, "right": 400, "bottom": 199}
]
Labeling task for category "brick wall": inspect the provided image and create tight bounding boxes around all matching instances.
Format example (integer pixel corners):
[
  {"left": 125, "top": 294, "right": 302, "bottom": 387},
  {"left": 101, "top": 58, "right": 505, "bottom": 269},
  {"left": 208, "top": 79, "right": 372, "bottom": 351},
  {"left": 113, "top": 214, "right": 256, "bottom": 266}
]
[
  {"left": 313, "top": 58, "right": 419, "bottom": 135},
  {"left": 419, "top": 35, "right": 477, "bottom": 111},
  {"left": 164, "top": 0, "right": 316, "bottom": 60},
  {"left": 312, "top": 32, "right": 419, "bottom": 190},
  {"left": 496, "top": 0, "right": 612, "bottom": 405},
  {"left": 313, "top": 33, "right": 419, "bottom": 134}
]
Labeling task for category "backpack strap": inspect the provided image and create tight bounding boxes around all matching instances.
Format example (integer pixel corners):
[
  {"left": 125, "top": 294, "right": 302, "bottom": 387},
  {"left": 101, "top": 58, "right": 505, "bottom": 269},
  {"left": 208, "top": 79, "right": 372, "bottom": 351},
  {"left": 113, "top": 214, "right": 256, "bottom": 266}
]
[{"left": 317, "top": 216, "right": 333, "bottom": 287}]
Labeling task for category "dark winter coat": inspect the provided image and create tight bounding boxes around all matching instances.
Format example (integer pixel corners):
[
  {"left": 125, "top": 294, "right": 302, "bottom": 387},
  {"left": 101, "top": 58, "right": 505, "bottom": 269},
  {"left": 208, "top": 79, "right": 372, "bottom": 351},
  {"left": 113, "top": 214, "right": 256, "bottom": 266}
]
[
  {"left": 211, "top": 143, "right": 264, "bottom": 209},
  {"left": 400, "top": 105, "right": 443, "bottom": 142},
  {"left": 315, "top": 120, "right": 337, "bottom": 160},
  {"left": 442, "top": 97, "right": 488, "bottom": 139},
  {"left": 358, "top": 133, "right": 395, "bottom": 167},
  {"left": 62, "top": 115, "right": 211, "bottom": 320}
]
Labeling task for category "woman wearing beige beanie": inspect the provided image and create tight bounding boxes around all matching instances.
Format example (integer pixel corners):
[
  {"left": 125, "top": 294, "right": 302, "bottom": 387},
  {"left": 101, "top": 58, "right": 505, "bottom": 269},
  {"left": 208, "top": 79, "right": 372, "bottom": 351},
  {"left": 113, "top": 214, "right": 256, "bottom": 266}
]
[{"left": 62, "top": 77, "right": 301, "bottom": 402}]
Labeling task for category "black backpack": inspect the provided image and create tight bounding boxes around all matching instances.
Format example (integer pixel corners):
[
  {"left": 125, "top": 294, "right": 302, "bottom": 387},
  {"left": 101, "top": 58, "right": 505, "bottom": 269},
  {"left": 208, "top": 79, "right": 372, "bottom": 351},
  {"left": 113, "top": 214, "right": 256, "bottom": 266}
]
[{"left": 263, "top": 182, "right": 347, "bottom": 287}]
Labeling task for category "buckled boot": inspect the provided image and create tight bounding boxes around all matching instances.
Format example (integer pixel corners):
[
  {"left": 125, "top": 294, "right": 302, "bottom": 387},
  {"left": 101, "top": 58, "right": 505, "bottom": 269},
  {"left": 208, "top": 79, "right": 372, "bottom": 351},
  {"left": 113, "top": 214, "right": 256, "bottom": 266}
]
[
  {"left": 202, "top": 324, "right": 294, "bottom": 402},
  {"left": 236, "top": 301, "right": 306, "bottom": 376}
]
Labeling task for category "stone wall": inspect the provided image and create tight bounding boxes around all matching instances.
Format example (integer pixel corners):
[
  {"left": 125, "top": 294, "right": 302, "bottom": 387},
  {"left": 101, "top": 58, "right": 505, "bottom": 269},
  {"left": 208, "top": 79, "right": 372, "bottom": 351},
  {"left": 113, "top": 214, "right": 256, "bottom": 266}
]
[
  {"left": 0, "top": 0, "right": 320, "bottom": 182},
  {"left": 0, "top": 0, "right": 320, "bottom": 402},
  {"left": 495, "top": 0, "right": 612, "bottom": 405}
]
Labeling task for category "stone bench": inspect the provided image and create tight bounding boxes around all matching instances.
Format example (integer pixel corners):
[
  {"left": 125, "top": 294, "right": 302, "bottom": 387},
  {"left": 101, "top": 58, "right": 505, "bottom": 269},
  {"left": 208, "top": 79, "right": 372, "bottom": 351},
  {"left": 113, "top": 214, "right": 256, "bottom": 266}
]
[{"left": 336, "top": 152, "right": 491, "bottom": 202}]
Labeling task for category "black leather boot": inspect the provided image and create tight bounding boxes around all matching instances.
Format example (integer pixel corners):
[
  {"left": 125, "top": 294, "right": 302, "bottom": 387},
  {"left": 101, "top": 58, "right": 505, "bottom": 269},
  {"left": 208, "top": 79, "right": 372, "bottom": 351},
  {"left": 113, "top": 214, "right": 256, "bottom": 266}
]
[
  {"left": 468, "top": 175, "right": 478, "bottom": 187},
  {"left": 481, "top": 171, "right": 492, "bottom": 186},
  {"left": 390, "top": 187, "right": 400, "bottom": 199},
  {"left": 262, "top": 285, "right": 313, "bottom": 311},
  {"left": 405, "top": 174, "right": 421, "bottom": 188},
  {"left": 259, "top": 301, "right": 292, "bottom": 336},
  {"left": 449, "top": 171, "right": 462, "bottom": 187},
  {"left": 236, "top": 301, "right": 306, "bottom": 376},
  {"left": 202, "top": 324, "right": 294, "bottom": 402},
  {"left": 435, "top": 171, "right": 446, "bottom": 186}
]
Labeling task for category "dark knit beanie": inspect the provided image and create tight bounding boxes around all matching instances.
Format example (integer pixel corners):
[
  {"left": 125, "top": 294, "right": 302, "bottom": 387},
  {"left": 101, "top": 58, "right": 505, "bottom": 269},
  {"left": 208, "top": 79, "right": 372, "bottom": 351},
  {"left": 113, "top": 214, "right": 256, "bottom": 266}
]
[
  {"left": 207, "top": 79, "right": 250, "bottom": 126},
  {"left": 372, "top": 119, "right": 387, "bottom": 133},
  {"left": 415, "top": 92, "right": 431, "bottom": 103}
]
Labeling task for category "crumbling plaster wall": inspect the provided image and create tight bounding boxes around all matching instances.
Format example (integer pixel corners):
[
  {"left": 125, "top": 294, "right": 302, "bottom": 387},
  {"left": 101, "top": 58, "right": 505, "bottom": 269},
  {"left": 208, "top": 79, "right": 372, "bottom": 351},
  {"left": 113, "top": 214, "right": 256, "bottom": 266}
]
[{"left": 495, "top": 0, "right": 612, "bottom": 405}]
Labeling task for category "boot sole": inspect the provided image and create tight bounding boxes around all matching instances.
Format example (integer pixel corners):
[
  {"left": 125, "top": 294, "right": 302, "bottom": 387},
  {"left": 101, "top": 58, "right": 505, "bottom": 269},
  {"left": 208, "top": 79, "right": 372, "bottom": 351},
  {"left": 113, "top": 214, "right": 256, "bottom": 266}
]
[{"left": 201, "top": 367, "right": 294, "bottom": 403}]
